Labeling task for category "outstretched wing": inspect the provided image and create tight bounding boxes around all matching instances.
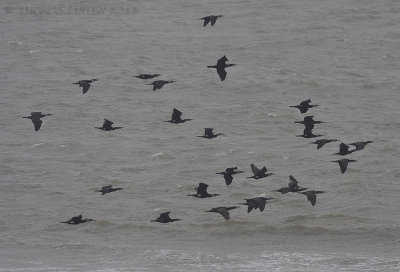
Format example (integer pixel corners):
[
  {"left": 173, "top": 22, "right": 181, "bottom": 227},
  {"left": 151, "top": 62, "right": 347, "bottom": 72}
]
[
  {"left": 218, "top": 209, "right": 230, "bottom": 220},
  {"left": 202, "top": 17, "right": 211, "bottom": 26},
  {"left": 81, "top": 83, "right": 91, "bottom": 94},
  {"left": 250, "top": 164, "right": 260, "bottom": 176},
  {"left": 210, "top": 16, "right": 218, "bottom": 26},
  {"left": 216, "top": 66, "right": 227, "bottom": 81},
  {"left": 31, "top": 118, "right": 42, "bottom": 131},
  {"left": 338, "top": 160, "right": 349, "bottom": 174}
]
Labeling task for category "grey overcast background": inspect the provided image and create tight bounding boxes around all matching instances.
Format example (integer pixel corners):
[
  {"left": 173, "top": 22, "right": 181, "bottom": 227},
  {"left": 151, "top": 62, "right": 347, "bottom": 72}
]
[{"left": 1, "top": 0, "right": 399, "bottom": 271}]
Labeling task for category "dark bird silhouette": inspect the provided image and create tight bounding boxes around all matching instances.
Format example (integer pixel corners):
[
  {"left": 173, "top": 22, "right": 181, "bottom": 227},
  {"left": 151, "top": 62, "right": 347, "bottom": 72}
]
[
  {"left": 96, "top": 185, "right": 122, "bottom": 195},
  {"left": 73, "top": 79, "right": 98, "bottom": 94},
  {"left": 61, "top": 214, "right": 94, "bottom": 225},
  {"left": 216, "top": 167, "right": 243, "bottom": 186},
  {"left": 295, "top": 116, "right": 324, "bottom": 128},
  {"left": 310, "top": 139, "right": 338, "bottom": 149},
  {"left": 200, "top": 15, "right": 223, "bottom": 26},
  {"left": 165, "top": 108, "right": 192, "bottom": 124},
  {"left": 197, "top": 128, "right": 223, "bottom": 139},
  {"left": 274, "top": 175, "right": 307, "bottom": 194},
  {"left": 151, "top": 212, "right": 180, "bottom": 223},
  {"left": 248, "top": 163, "right": 273, "bottom": 179},
  {"left": 349, "top": 141, "right": 373, "bottom": 151},
  {"left": 188, "top": 183, "right": 219, "bottom": 198},
  {"left": 296, "top": 126, "right": 323, "bottom": 138},
  {"left": 301, "top": 190, "right": 324, "bottom": 206},
  {"left": 95, "top": 119, "right": 123, "bottom": 131},
  {"left": 148, "top": 80, "right": 174, "bottom": 91},
  {"left": 332, "top": 159, "right": 356, "bottom": 174},
  {"left": 205, "top": 206, "right": 238, "bottom": 220},
  {"left": 207, "top": 55, "right": 236, "bottom": 81},
  {"left": 239, "top": 197, "right": 273, "bottom": 213},
  {"left": 290, "top": 99, "right": 319, "bottom": 114},
  {"left": 22, "top": 112, "right": 53, "bottom": 131},
  {"left": 334, "top": 143, "right": 354, "bottom": 155},
  {"left": 133, "top": 74, "right": 161, "bottom": 79}
]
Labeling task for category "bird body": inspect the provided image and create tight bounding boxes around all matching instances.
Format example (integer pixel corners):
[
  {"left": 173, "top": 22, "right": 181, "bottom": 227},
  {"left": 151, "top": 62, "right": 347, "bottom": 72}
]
[
  {"left": 61, "top": 214, "right": 94, "bottom": 225},
  {"left": 248, "top": 163, "right": 273, "bottom": 179},
  {"left": 134, "top": 74, "right": 161, "bottom": 79},
  {"left": 197, "top": 128, "right": 223, "bottom": 139},
  {"left": 240, "top": 197, "right": 273, "bottom": 213},
  {"left": 22, "top": 112, "right": 52, "bottom": 131},
  {"left": 216, "top": 167, "right": 242, "bottom": 185},
  {"left": 332, "top": 159, "right": 356, "bottom": 174},
  {"left": 73, "top": 79, "right": 97, "bottom": 94},
  {"left": 275, "top": 175, "right": 307, "bottom": 194},
  {"left": 152, "top": 212, "right": 180, "bottom": 223},
  {"left": 301, "top": 190, "right": 324, "bottom": 206},
  {"left": 205, "top": 206, "right": 237, "bottom": 220},
  {"left": 95, "top": 119, "right": 123, "bottom": 131},
  {"left": 295, "top": 116, "right": 324, "bottom": 128},
  {"left": 201, "top": 15, "right": 223, "bottom": 26},
  {"left": 188, "top": 183, "right": 219, "bottom": 198},
  {"left": 148, "top": 80, "right": 174, "bottom": 91},
  {"left": 290, "top": 99, "right": 319, "bottom": 113},
  {"left": 166, "top": 108, "right": 192, "bottom": 124},
  {"left": 350, "top": 141, "right": 372, "bottom": 151},
  {"left": 311, "top": 139, "right": 338, "bottom": 149},
  {"left": 207, "top": 55, "right": 235, "bottom": 81},
  {"left": 334, "top": 143, "right": 354, "bottom": 155},
  {"left": 96, "top": 185, "right": 122, "bottom": 195}
]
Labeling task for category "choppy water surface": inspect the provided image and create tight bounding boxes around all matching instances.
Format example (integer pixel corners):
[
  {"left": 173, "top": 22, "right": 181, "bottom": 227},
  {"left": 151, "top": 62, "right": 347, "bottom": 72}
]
[{"left": 1, "top": 0, "right": 400, "bottom": 271}]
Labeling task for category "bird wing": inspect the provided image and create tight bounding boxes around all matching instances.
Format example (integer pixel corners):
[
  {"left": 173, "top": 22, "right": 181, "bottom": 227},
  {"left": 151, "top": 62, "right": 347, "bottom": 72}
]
[
  {"left": 317, "top": 140, "right": 327, "bottom": 149},
  {"left": 307, "top": 194, "right": 316, "bottom": 206},
  {"left": 250, "top": 164, "right": 260, "bottom": 176},
  {"left": 103, "top": 119, "right": 113, "bottom": 127},
  {"left": 224, "top": 173, "right": 233, "bottom": 186},
  {"left": 202, "top": 17, "right": 211, "bottom": 26},
  {"left": 159, "top": 212, "right": 171, "bottom": 221},
  {"left": 289, "top": 175, "right": 298, "bottom": 186},
  {"left": 210, "top": 16, "right": 218, "bottom": 26},
  {"left": 216, "top": 66, "right": 227, "bottom": 81},
  {"left": 338, "top": 160, "right": 348, "bottom": 174},
  {"left": 218, "top": 209, "right": 230, "bottom": 220},
  {"left": 255, "top": 198, "right": 266, "bottom": 211},
  {"left": 81, "top": 83, "right": 91, "bottom": 94},
  {"left": 31, "top": 118, "right": 42, "bottom": 131}
]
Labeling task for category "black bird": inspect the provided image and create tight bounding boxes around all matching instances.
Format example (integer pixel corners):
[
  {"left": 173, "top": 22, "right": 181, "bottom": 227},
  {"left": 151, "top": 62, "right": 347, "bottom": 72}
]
[
  {"left": 188, "top": 183, "right": 219, "bottom": 198},
  {"left": 295, "top": 116, "right": 324, "bottom": 128},
  {"left": 133, "top": 74, "right": 161, "bottom": 79},
  {"left": 205, "top": 206, "right": 238, "bottom": 220},
  {"left": 332, "top": 159, "right": 356, "bottom": 174},
  {"left": 310, "top": 139, "right": 339, "bottom": 149},
  {"left": 296, "top": 126, "right": 323, "bottom": 138},
  {"left": 166, "top": 108, "right": 192, "bottom": 124},
  {"left": 349, "top": 141, "right": 373, "bottom": 151},
  {"left": 334, "top": 143, "right": 354, "bottom": 155},
  {"left": 61, "top": 214, "right": 94, "bottom": 225},
  {"left": 22, "top": 112, "right": 53, "bottom": 131},
  {"left": 207, "top": 55, "right": 236, "bottom": 81},
  {"left": 73, "top": 79, "right": 98, "bottom": 94},
  {"left": 216, "top": 167, "right": 243, "bottom": 175},
  {"left": 200, "top": 15, "right": 223, "bottom": 27},
  {"left": 197, "top": 128, "right": 223, "bottom": 139},
  {"left": 95, "top": 119, "right": 123, "bottom": 131},
  {"left": 216, "top": 167, "right": 243, "bottom": 186},
  {"left": 301, "top": 190, "right": 324, "bottom": 206},
  {"left": 151, "top": 212, "right": 180, "bottom": 223},
  {"left": 239, "top": 197, "right": 273, "bottom": 213},
  {"left": 148, "top": 80, "right": 175, "bottom": 91},
  {"left": 248, "top": 163, "right": 273, "bottom": 179},
  {"left": 96, "top": 185, "right": 122, "bottom": 195},
  {"left": 274, "top": 175, "right": 307, "bottom": 194},
  {"left": 290, "top": 99, "right": 319, "bottom": 114}
]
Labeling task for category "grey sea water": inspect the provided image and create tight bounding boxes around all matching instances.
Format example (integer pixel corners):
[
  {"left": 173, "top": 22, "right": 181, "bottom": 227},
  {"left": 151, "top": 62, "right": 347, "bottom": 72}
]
[{"left": 1, "top": 0, "right": 400, "bottom": 271}]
